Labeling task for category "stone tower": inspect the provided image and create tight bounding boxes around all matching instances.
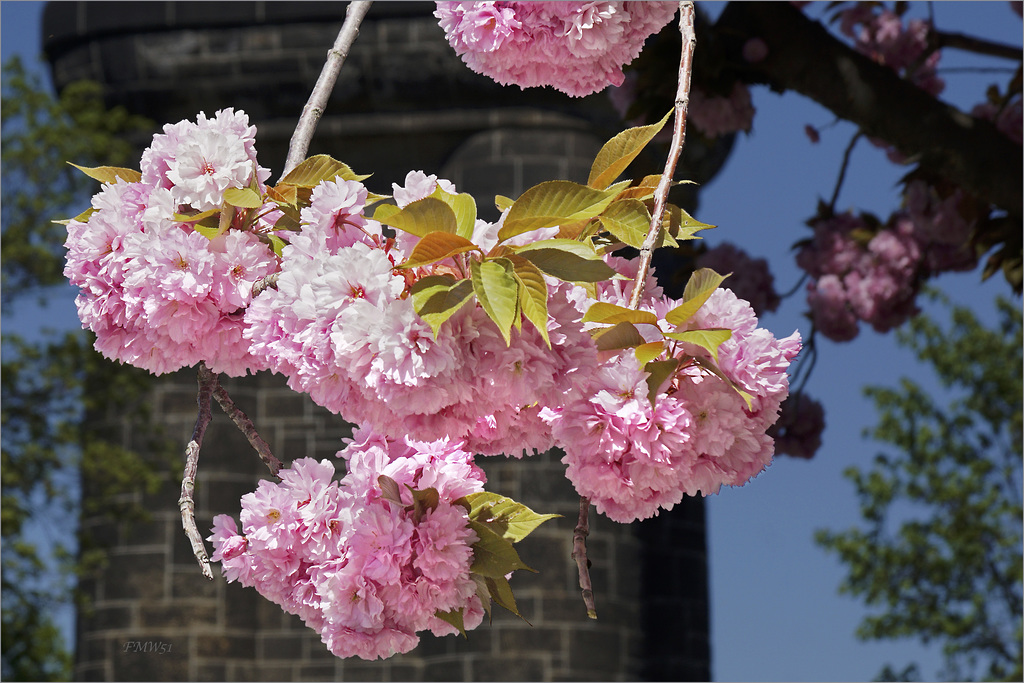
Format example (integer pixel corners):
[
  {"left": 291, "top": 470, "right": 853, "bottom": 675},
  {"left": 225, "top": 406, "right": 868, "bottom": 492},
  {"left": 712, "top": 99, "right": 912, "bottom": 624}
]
[{"left": 43, "top": 2, "right": 718, "bottom": 680}]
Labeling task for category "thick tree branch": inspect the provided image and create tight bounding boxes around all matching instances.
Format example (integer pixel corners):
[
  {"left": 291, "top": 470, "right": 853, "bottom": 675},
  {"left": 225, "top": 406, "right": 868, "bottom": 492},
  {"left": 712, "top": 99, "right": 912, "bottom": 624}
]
[
  {"left": 715, "top": 2, "right": 1022, "bottom": 221},
  {"left": 280, "top": 1, "right": 373, "bottom": 179}
]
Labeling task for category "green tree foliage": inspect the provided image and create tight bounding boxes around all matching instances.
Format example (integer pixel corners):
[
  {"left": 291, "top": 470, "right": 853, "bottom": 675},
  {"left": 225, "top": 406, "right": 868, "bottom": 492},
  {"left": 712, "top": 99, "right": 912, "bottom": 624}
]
[
  {"left": 1, "top": 57, "right": 169, "bottom": 681},
  {"left": 816, "top": 293, "right": 1023, "bottom": 681},
  {"left": 1, "top": 57, "right": 149, "bottom": 310}
]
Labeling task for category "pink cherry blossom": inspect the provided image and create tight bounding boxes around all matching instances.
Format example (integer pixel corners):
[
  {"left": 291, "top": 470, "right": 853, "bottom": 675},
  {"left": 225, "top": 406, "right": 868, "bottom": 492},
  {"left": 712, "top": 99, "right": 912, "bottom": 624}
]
[{"left": 435, "top": 2, "right": 679, "bottom": 97}]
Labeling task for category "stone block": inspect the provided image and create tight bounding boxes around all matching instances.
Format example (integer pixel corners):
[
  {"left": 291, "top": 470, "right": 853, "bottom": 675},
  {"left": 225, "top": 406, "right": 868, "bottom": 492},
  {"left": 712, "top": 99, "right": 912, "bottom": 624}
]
[
  {"left": 102, "top": 552, "right": 166, "bottom": 601},
  {"left": 139, "top": 601, "right": 217, "bottom": 629},
  {"left": 567, "top": 628, "right": 623, "bottom": 675},
  {"left": 257, "top": 631, "right": 306, "bottom": 660},
  {"left": 472, "top": 654, "right": 548, "bottom": 681},
  {"left": 420, "top": 657, "right": 467, "bottom": 682},
  {"left": 197, "top": 634, "right": 256, "bottom": 659}
]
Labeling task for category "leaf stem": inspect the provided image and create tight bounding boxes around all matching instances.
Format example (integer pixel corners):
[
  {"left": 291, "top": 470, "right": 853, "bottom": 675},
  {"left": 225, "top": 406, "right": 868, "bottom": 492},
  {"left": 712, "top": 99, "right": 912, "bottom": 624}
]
[
  {"left": 627, "top": 1, "right": 696, "bottom": 310},
  {"left": 179, "top": 363, "right": 217, "bottom": 580},
  {"left": 280, "top": 1, "right": 373, "bottom": 180}
]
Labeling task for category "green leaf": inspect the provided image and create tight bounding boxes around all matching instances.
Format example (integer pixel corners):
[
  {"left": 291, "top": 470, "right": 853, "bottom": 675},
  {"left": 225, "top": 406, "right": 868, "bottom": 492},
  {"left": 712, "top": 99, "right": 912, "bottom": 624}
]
[
  {"left": 472, "top": 574, "right": 493, "bottom": 620},
  {"left": 664, "top": 328, "right": 732, "bottom": 363},
  {"left": 222, "top": 186, "right": 263, "bottom": 209},
  {"left": 267, "top": 183, "right": 297, "bottom": 206},
  {"left": 583, "top": 301, "right": 658, "bottom": 326},
  {"left": 510, "top": 256, "right": 551, "bottom": 348},
  {"left": 265, "top": 234, "right": 287, "bottom": 257},
  {"left": 410, "top": 275, "right": 476, "bottom": 337},
  {"left": 596, "top": 199, "right": 652, "bottom": 249},
  {"left": 517, "top": 248, "right": 617, "bottom": 283},
  {"left": 495, "top": 194, "right": 514, "bottom": 212},
  {"left": 399, "top": 232, "right": 478, "bottom": 269},
  {"left": 613, "top": 174, "right": 663, "bottom": 202},
  {"left": 377, "top": 475, "right": 404, "bottom": 507},
  {"left": 644, "top": 358, "right": 680, "bottom": 405},
  {"left": 673, "top": 206, "right": 716, "bottom": 240},
  {"left": 173, "top": 208, "right": 220, "bottom": 224},
  {"left": 665, "top": 268, "right": 728, "bottom": 327},
  {"left": 67, "top": 162, "right": 141, "bottom": 185},
  {"left": 499, "top": 181, "right": 618, "bottom": 242},
  {"left": 434, "top": 608, "right": 467, "bottom": 637},
  {"left": 192, "top": 224, "right": 221, "bottom": 240},
  {"left": 431, "top": 186, "right": 478, "bottom": 239},
  {"left": 635, "top": 341, "right": 665, "bottom": 365},
  {"left": 485, "top": 575, "right": 526, "bottom": 621},
  {"left": 469, "top": 520, "right": 537, "bottom": 577},
  {"left": 692, "top": 356, "right": 754, "bottom": 410},
  {"left": 374, "top": 197, "right": 458, "bottom": 237},
  {"left": 470, "top": 258, "right": 519, "bottom": 346},
  {"left": 69, "top": 207, "right": 97, "bottom": 224},
  {"left": 587, "top": 110, "right": 672, "bottom": 189},
  {"left": 462, "top": 492, "right": 560, "bottom": 543},
  {"left": 278, "top": 154, "right": 370, "bottom": 186},
  {"left": 408, "top": 485, "right": 440, "bottom": 523},
  {"left": 593, "top": 322, "right": 647, "bottom": 352}
]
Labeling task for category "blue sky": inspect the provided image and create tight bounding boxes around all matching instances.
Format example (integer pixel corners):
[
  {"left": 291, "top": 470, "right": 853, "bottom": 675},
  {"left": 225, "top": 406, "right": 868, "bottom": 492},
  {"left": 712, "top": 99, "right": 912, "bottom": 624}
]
[{"left": 2, "top": 2, "right": 1020, "bottom": 681}]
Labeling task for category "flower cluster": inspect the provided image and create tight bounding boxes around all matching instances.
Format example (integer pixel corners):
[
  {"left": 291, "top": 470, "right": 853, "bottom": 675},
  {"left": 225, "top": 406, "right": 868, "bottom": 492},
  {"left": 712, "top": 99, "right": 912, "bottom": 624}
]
[
  {"left": 541, "top": 275, "right": 801, "bottom": 522},
  {"left": 972, "top": 94, "right": 1023, "bottom": 146},
  {"left": 767, "top": 393, "right": 825, "bottom": 460},
  {"left": 208, "top": 432, "right": 487, "bottom": 660},
  {"left": 63, "top": 110, "right": 278, "bottom": 376},
  {"left": 688, "top": 83, "right": 756, "bottom": 139},
  {"left": 797, "top": 211, "right": 923, "bottom": 341},
  {"left": 838, "top": 4, "right": 944, "bottom": 97},
  {"left": 65, "top": 107, "right": 807, "bottom": 657},
  {"left": 434, "top": 1, "right": 679, "bottom": 97},
  {"left": 244, "top": 171, "right": 598, "bottom": 457},
  {"left": 797, "top": 179, "right": 983, "bottom": 342}
]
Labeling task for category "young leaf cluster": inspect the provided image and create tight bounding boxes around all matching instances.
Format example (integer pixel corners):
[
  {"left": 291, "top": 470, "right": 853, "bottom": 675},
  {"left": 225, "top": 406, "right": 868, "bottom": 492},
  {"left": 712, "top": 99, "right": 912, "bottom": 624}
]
[
  {"left": 377, "top": 111, "right": 714, "bottom": 348},
  {"left": 374, "top": 476, "right": 556, "bottom": 634}
]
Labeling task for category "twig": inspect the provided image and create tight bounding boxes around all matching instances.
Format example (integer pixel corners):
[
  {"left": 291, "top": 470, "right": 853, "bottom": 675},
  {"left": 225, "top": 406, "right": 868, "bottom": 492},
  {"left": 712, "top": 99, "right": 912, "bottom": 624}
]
[
  {"left": 210, "top": 383, "right": 284, "bottom": 477},
  {"left": 251, "top": 272, "right": 280, "bottom": 299},
  {"left": 932, "top": 30, "right": 1022, "bottom": 62},
  {"left": 829, "top": 131, "right": 863, "bottom": 211},
  {"left": 570, "top": 0, "right": 696, "bottom": 621},
  {"left": 571, "top": 495, "right": 597, "bottom": 619},
  {"left": 280, "top": 1, "right": 373, "bottom": 179},
  {"left": 179, "top": 363, "right": 218, "bottom": 580},
  {"left": 627, "top": 1, "right": 696, "bottom": 309}
]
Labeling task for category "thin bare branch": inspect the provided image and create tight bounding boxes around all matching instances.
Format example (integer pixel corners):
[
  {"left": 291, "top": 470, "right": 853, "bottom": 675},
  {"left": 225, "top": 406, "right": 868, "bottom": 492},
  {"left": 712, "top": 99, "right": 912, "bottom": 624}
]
[
  {"left": 628, "top": 1, "right": 696, "bottom": 310},
  {"left": 251, "top": 272, "right": 280, "bottom": 299},
  {"left": 210, "top": 383, "right": 283, "bottom": 478},
  {"left": 280, "top": 1, "right": 374, "bottom": 179},
  {"left": 933, "top": 30, "right": 1022, "bottom": 62},
  {"left": 571, "top": 0, "right": 697, "bottom": 621},
  {"left": 829, "top": 131, "right": 863, "bottom": 211},
  {"left": 179, "top": 363, "right": 217, "bottom": 580},
  {"left": 571, "top": 495, "right": 597, "bottom": 619}
]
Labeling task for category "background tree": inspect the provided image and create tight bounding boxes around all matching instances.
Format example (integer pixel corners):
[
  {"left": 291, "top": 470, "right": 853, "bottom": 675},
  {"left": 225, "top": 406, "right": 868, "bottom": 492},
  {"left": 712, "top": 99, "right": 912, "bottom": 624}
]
[
  {"left": 1, "top": 57, "right": 172, "bottom": 681},
  {"left": 816, "top": 292, "right": 1023, "bottom": 681}
]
